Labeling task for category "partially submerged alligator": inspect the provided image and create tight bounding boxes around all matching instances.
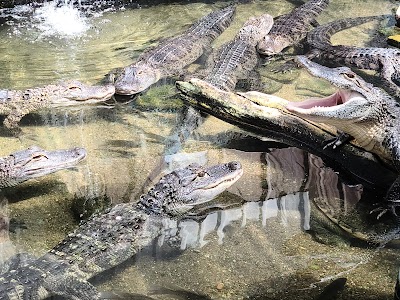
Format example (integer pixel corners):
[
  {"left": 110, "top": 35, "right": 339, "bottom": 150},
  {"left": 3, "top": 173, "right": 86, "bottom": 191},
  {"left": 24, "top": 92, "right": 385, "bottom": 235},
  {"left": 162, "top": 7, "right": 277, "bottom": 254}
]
[
  {"left": 202, "top": 14, "right": 274, "bottom": 91},
  {"left": 0, "top": 161, "right": 243, "bottom": 299},
  {"left": 113, "top": 6, "right": 236, "bottom": 95},
  {"left": 0, "top": 81, "right": 115, "bottom": 131},
  {"left": 0, "top": 146, "right": 86, "bottom": 188},
  {"left": 165, "top": 14, "right": 273, "bottom": 155},
  {"left": 257, "top": 0, "right": 329, "bottom": 56},
  {"left": 285, "top": 56, "right": 400, "bottom": 217},
  {"left": 306, "top": 15, "right": 400, "bottom": 96}
]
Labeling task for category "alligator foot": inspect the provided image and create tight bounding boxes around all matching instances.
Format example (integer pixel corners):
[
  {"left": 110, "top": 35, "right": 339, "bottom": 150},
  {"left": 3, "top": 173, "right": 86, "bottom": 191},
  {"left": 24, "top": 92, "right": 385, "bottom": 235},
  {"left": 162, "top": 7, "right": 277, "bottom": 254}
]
[
  {"left": 323, "top": 132, "right": 352, "bottom": 150},
  {"left": 371, "top": 176, "right": 400, "bottom": 219},
  {"left": 272, "top": 59, "right": 299, "bottom": 73}
]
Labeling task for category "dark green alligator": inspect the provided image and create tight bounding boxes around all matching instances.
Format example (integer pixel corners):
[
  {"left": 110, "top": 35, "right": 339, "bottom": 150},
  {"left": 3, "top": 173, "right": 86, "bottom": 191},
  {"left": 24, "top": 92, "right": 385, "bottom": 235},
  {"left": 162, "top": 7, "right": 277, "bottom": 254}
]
[
  {"left": 0, "top": 161, "right": 243, "bottom": 299},
  {"left": 257, "top": 0, "right": 329, "bottom": 56},
  {"left": 306, "top": 15, "right": 400, "bottom": 96},
  {"left": 0, "top": 146, "right": 87, "bottom": 188},
  {"left": 113, "top": 6, "right": 236, "bottom": 95},
  {"left": 0, "top": 80, "right": 115, "bottom": 131}
]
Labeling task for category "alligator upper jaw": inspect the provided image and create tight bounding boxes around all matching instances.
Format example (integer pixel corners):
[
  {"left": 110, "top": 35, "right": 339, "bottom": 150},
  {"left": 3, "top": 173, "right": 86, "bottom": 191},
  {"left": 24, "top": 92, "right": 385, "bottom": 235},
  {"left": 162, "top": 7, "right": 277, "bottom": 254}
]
[
  {"left": 18, "top": 147, "right": 87, "bottom": 179},
  {"left": 285, "top": 89, "right": 367, "bottom": 120},
  {"left": 187, "top": 161, "right": 243, "bottom": 206},
  {"left": 52, "top": 85, "right": 116, "bottom": 106}
]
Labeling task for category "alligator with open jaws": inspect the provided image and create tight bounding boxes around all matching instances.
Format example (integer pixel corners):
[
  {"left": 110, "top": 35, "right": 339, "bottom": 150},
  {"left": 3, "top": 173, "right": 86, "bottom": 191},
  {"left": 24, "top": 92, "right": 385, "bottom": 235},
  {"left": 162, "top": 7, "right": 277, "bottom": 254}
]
[
  {"left": 0, "top": 146, "right": 87, "bottom": 188},
  {"left": 0, "top": 161, "right": 243, "bottom": 299},
  {"left": 165, "top": 14, "right": 273, "bottom": 155},
  {"left": 0, "top": 81, "right": 115, "bottom": 131},
  {"left": 112, "top": 5, "right": 236, "bottom": 95},
  {"left": 306, "top": 15, "right": 400, "bottom": 96},
  {"left": 257, "top": 0, "right": 329, "bottom": 56},
  {"left": 279, "top": 56, "right": 399, "bottom": 219},
  {"left": 175, "top": 78, "right": 396, "bottom": 191}
]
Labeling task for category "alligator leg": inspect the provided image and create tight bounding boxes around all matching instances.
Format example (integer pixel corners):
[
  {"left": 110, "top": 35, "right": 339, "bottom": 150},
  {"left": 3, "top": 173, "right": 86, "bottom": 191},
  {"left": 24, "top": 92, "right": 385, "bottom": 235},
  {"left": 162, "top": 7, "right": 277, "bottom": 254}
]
[
  {"left": 43, "top": 271, "right": 101, "bottom": 300},
  {"left": 322, "top": 132, "right": 352, "bottom": 150},
  {"left": 3, "top": 108, "right": 28, "bottom": 132}
]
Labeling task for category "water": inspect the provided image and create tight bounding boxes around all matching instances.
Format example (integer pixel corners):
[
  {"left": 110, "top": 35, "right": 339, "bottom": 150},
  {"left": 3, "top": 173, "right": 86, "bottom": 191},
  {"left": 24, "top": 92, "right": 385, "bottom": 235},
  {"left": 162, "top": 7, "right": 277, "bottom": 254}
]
[{"left": 0, "top": 0, "right": 398, "bottom": 299}]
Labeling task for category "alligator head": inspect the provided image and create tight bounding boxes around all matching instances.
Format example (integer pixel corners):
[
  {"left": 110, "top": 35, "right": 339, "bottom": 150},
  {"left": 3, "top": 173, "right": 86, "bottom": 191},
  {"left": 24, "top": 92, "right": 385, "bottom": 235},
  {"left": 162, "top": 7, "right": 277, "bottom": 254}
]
[
  {"left": 285, "top": 55, "right": 397, "bottom": 156},
  {"left": 0, "top": 146, "right": 87, "bottom": 188},
  {"left": 238, "top": 14, "right": 274, "bottom": 42},
  {"left": 114, "top": 62, "right": 161, "bottom": 95},
  {"left": 137, "top": 161, "right": 243, "bottom": 216},
  {"left": 50, "top": 80, "right": 115, "bottom": 106},
  {"left": 257, "top": 35, "right": 290, "bottom": 56}
]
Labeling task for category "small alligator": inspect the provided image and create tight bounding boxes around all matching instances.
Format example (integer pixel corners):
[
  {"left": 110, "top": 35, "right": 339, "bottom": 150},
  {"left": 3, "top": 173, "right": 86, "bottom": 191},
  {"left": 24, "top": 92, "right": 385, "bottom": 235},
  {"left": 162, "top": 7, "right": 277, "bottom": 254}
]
[
  {"left": 257, "top": 0, "right": 329, "bottom": 56},
  {"left": 0, "top": 80, "right": 115, "bottom": 131},
  {"left": 113, "top": 6, "right": 236, "bottom": 95},
  {"left": 165, "top": 14, "right": 273, "bottom": 155},
  {"left": 306, "top": 15, "right": 400, "bottom": 96},
  {"left": 284, "top": 56, "right": 400, "bottom": 217},
  {"left": 0, "top": 145, "right": 87, "bottom": 188},
  {"left": 0, "top": 161, "right": 243, "bottom": 299}
]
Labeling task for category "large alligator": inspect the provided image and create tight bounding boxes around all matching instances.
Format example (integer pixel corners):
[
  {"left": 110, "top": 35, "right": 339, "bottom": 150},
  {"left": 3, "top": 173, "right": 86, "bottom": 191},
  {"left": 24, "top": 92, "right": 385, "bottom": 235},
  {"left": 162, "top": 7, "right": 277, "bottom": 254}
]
[
  {"left": 165, "top": 14, "right": 273, "bottom": 155},
  {"left": 0, "top": 145, "right": 86, "bottom": 188},
  {"left": 0, "top": 80, "right": 115, "bottom": 131},
  {"left": 0, "top": 161, "right": 243, "bottom": 299},
  {"left": 113, "top": 6, "right": 236, "bottom": 95},
  {"left": 306, "top": 15, "right": 400, "bottom": 96},
  {"left": 257, "top": 0, "right": 329, "bottom": 56},
  {"left": 282, "top": 56, "right": 400, "bottom": 218}
]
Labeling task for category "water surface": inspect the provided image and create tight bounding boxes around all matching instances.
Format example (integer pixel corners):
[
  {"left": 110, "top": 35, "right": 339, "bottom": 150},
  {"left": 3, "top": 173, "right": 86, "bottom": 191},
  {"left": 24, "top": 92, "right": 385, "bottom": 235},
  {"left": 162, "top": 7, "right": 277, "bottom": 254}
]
[{"left": 0, "top": 0, "right": 398, "bottom": 299}]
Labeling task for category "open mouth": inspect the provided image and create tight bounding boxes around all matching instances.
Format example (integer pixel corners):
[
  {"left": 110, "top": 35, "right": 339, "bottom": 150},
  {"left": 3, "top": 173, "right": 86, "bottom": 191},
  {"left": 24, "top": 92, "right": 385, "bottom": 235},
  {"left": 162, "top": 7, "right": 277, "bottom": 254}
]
[{"left": 286, "top": 89, "right": 353, "bottom": 111}]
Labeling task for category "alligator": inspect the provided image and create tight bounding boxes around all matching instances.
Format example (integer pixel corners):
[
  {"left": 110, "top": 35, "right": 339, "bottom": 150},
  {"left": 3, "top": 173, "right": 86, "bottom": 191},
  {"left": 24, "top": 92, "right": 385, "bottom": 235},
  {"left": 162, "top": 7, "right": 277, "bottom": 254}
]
[
  {"left": 0, "top": 145, "right": 87, "bottom": 188},
  {"left": 165, "top": 14, "right": 273, "bottom": 155},
  {"left": 175, "top": 78, "right": 396, "bottom": 189},
  {"left": 257, "top": 0, "right": 329, "bottom": 56},
  {"left": 282, "top": 56, "right": 400, "bottom": 218},
  {"left": 0, "top": 80, "right": 115, "bottom": 131},
  {"left": 0, "top": 161, "right": 243, "bottom": 299},
  {"left": 112, "top": 5, "right": 236, "bottom": 95},
  {"left": 202, "top": 14, "right": 274, "bottom": 91},
  {"left": 305, "top": 15, "right": 400, "bottom": 96}
]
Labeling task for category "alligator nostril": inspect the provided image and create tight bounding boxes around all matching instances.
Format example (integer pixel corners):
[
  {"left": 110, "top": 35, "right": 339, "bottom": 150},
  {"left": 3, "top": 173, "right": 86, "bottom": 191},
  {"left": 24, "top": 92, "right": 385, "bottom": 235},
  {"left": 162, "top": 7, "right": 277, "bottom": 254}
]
[{"left": 228, "top": 161, "right": 241, "bottom": 170}]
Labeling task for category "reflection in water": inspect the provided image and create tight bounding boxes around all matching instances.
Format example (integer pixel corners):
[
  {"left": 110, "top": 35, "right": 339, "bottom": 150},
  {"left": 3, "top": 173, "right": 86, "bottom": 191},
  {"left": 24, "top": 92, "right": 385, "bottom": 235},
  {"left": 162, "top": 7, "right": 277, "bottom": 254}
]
[{"left": 154, "top": 147, "right": 390, "bottom": 253}]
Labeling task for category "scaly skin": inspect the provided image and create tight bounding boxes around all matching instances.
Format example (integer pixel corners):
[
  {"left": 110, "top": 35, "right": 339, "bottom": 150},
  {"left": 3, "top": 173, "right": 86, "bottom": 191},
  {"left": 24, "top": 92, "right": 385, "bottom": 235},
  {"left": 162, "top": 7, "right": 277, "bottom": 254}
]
[
  {"left": 306, "top": 15, "right": 400, "bottom": 96},
  {"left": 0, "top": 161, "right": 243, "bottom": 299},
  {"left": 257, "top": 0, "right": 329, "bottom": 55},
  {"left": 0, "top": 146, "right": 86, "bottom": 188},
  {"left": 113, "top": 6, "right": 236, "bottom": 95},
  {"left": 0, "top": 81, "right": 115, "bottom": 130},
  {"left": 203, "top": 14, "right": 274, "bottom": 91},
  {"left": 285, "top": 56, "right": 400, "bottom": 217},
  {"left": 166, "top": 14, "right": 273, "bottom": 155}
]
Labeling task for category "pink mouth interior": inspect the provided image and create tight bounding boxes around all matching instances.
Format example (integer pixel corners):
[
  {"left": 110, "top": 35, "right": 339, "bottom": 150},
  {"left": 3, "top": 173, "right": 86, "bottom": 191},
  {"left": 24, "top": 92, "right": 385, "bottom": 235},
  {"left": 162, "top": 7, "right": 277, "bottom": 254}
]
[{"left": 287, "top": 91, "right": 344, "bottom": 109}]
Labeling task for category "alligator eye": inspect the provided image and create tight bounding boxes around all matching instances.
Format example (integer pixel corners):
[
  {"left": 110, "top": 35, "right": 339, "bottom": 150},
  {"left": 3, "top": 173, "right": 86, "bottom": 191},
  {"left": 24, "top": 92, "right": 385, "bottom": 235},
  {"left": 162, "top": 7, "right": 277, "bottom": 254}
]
[
  {"left": 344, "top": 73, "right": 355, "bottom": 79},
  {"left": 68, "top": 86, "right": 82, "bottom": 92},
  {"left": 197, "top": 171, "right": 209, "bottom": 178},
  {"left": 32, "top": 154, "right": 47, "bottom": 160}
]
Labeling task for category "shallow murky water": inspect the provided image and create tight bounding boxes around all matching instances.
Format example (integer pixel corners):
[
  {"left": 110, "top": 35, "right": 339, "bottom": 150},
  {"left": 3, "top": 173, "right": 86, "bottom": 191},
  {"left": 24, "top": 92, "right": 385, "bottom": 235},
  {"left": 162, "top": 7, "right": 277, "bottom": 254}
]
[{"left": 0, "top": 0, "right": 399, "bottom": 299}]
